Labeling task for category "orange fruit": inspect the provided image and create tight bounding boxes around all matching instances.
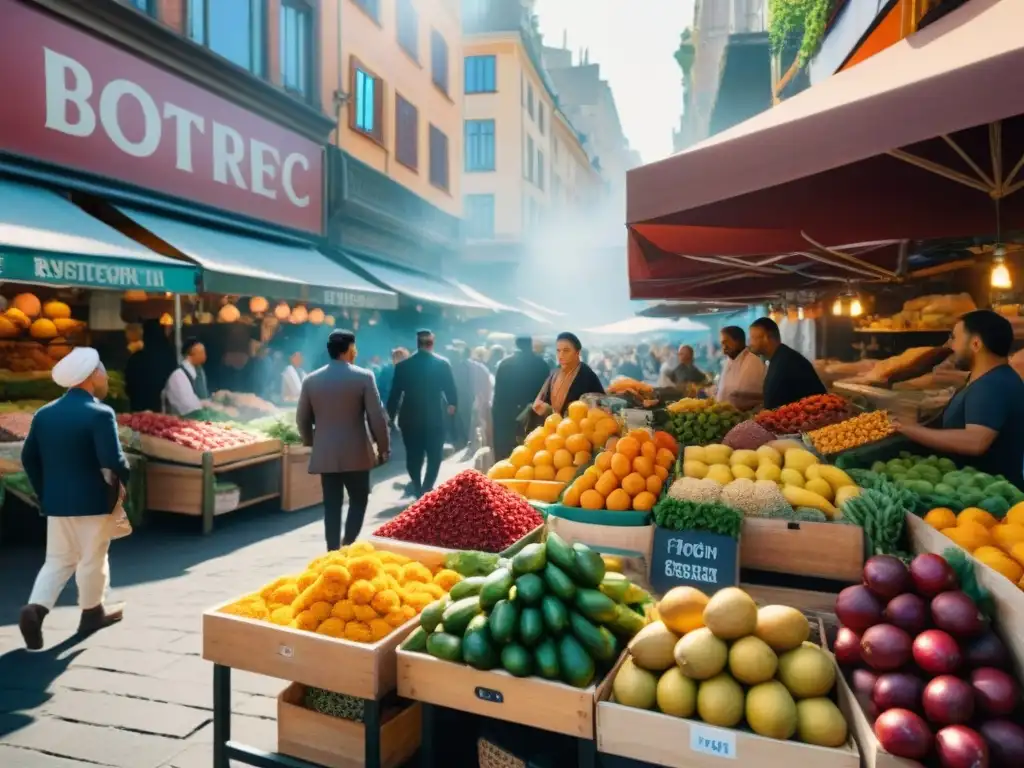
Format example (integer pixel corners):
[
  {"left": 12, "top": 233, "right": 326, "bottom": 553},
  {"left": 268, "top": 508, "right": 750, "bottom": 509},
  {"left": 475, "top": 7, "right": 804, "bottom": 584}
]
[
  {"left": 488, "top": 460, "right": 516, "bottom": 480},
  {"left": 573, "top": 450, "right": 592, "bottom": 467},
  {"left": 525, "top": 429, "right": 547, "bottom": 452},
  {"left": 610, "top": 453, "right": 632, "bottom": 479},
  {"left": 628, "top": 429, "right": 651, "bottom": 444},
  {"left": 562, "top": 485, "right": 581, "bottom": 507},
  {"left": 533, "top": 465, "right": 556, "bottom": 481},
  {"left": 653, "top": 431, "right": 679, "bottom": 456},
  {"left": 640, "top": 441, "right": 658, "bottom": 462},
  {"left": 553, "top": 449, "right": 574, "bottom": 470},
  {"left": 509, "top": 446, "right": 533, "bottom": 468},
  {"left": 992, "top": 524, "right": 1024, "bottom": 553},
  {"left": 958, "top": 508, "right": 998, "bottom": 529},
  {"left": 621, "top": 472, "right": 646, "bottom": 496},
  {"left": 655, "top": 448, "right": 676, "bottom": 469},
  {"left": 595, "top": 452, "right": 613, "bottom": 472},
  {"left": 646, "top": 475, "right": 663, "bottom": 495},
  {"left": 605, "top": 436, "right": 619, "bottom": 453},
  {"left": 943, "top": 521, "right": 992, "bottom": 552},
  {"left": 1009, "top": 542, "right": 1024, "bottom": 568},
  {"left": 595, "top": 470, "right": 620, "bottom": 497},
  {"left": 605, "top": 488, "right": 631, "bottom": 511},
  {"left": 974, "top": 547, "right": 1024, "bottom": 583},
  {"left": 514, "top": 465, "right": 535, "bottom": 480},
  {"left": 575, "top": 471, "right": 598, "bottom": 492},
  {"left": 588, "top": 407, "right": 608, "bottom": 423},
  {"left": 633, "top": 456, "right": 655, "bottom": 478},
  {"left": 533, "top": 450, "right": 554, "bottom": 467},
  {"left": 579, "top": 418, "right": 595, "bottom": 434},
  {"left": 632, "top": 491, "right": 656, "bottom": 512},
  {"left": 616, "top": 436, "right": 641, "bottom": 460},
  {"left": 923, "top": 507, "right": 957, "bottom": 530},
  {"left": 556, "top": 466, "right": 577, "bottom": 483},
  {"left": 567, "top": 401, "right": 589, "bottom": 422},
  {"left": 1007, "top": 502, "right": 1024, "bottom": 527},
  {"left": 565, "top": 433, "right": 591, "bottom": 454},
  {"left": 597, "top": 417, "right": 619, "bottom": 436},
  {"left": 544, "top": 434, "right": 566, "bottom": 453},
  {"left": 654, "top": 465, "right": 669, "bottom": 481},
  {"left": 557, "top": 419, "right": 581, "bottom": 438},
  {"left": 580, "top": 489, "right": 604, "bottom": 510},
  {"left": 544, "top": 413, "right": 563, "bottom": 431}
]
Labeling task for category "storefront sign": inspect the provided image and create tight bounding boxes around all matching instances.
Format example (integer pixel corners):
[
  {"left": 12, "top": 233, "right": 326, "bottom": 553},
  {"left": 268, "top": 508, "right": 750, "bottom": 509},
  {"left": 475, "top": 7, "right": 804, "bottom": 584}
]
[
  {"left": 0, "top": 0, "right": 323, "bottom": 235},
  {"left": 650, "top": 526, "right": 739, "bottom": 595},
  {"left": 0, "top": 250, "right": 197, "bottom": 294},
  {"left": 316, "top": 288, "right": 397, "bottom": 311}
]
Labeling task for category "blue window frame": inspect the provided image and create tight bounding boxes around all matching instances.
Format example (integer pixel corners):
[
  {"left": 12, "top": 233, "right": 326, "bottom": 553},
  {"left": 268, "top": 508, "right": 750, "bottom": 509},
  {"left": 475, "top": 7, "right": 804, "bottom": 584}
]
[
  {"left": 465, "top": 120, "right": 495, "bottom": 172},
  {"left": 352, "top": 64, "right": 382, "bottom": 141},
  {"left": 429, "top": 125, "right": 450, "bottom": 191},
  {"left": 280, "top": 1, "right": 312, "bottom": 100},
  {"left": 465, "top": 194, "right": 495, "bottom": 239},
  {"left": 465, "top": 55, "right": 496, "bottom": 93},
  {"left": 353, "top": 0, "right": 380, "bottom": 22},
  {"left": 188, "top": 0, "right": 265, "bottom": 75}
]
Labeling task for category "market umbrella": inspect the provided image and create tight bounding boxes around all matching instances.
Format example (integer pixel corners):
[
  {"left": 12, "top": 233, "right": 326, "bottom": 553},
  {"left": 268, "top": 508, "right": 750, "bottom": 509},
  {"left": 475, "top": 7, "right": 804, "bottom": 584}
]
[
  {"left": 583, "top": 316, "right": 710, "bottom": 336},
  {"left": 627, "top": 0, "right": 1024, "bottom": 300}
]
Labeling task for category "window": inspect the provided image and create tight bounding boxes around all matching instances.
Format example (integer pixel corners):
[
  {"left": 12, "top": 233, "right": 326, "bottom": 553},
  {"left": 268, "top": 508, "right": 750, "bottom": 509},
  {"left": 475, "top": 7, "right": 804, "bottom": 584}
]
[
  {"left": 352, "top": 0, "right": 380, "bottom": 22},
  {"left": 537, "top": 150, "right": 545, "bottom": 190},
  {"left": 525, "top": 136, "right": 534, "bottom": 181},
  {"left": 464, "top": 120, "right": 495, "bottom": 172},
  {"left": 188, "top": 0, "right": 264, "bottom": 75},
  {"left": 538, "top": 103, "right": 545, "bottom": 135},
  {"left": 429, "top": 125, "right": 449, "bottom": 191},
  {"left": 351, "top": 61, "right": 383, "bottom": 142},
  {"left": 465, "top": 55, "right": 496, "bottom": 93},
  {"left": 527, "top": 83, "right": 534, "bottom": 118},
  {"left": 395, "top": 94, "right": 419, "bottom": 171},
  {"left": 126, "top": 0, "right": 154, "bottom": 13},
  {"left": 464, "top": 194, "right": 495, "bottom": 239},
  {"left": 397, "top": 0, "right": 419, "bottom": 61},
  {"left": 279, "top": 2, "right": 312, "bottom": 99},
  {"left": 431, "top": 30, "right": 449, "bottom": 94}
]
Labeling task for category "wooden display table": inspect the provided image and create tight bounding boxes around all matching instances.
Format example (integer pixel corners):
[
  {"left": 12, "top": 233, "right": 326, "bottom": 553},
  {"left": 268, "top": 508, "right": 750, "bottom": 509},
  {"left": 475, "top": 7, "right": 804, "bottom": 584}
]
[{"left": 281, "top": 446, "right": 322, "bottom": 512}]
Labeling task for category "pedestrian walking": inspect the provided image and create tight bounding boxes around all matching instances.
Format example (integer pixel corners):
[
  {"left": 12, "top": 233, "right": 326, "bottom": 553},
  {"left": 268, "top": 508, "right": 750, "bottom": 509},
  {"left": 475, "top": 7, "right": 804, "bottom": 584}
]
[
  {"left": 492, "top": 336, "right": 550, "bottom": 460},
  {"left": 18, "top": 347, "right": 130, "bottom": 650},
  {"left": 297, "top": 330, "right": 390, "bottom": 551},
  {"left": 387, "top": 329, "right": 458, "bottom": 498}
]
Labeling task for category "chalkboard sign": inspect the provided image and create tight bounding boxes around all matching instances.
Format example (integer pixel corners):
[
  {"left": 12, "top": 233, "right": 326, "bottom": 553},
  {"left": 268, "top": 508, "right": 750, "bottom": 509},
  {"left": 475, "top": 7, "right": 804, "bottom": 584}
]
[{"left": 650, "top": 525, "right": 740, "bottom": 596}]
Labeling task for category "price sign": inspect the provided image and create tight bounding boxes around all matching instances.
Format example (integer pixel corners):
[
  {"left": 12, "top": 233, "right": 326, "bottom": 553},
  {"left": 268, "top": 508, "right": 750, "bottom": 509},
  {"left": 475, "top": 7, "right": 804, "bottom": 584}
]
[
  {"left": 650, "top": 526, "right": 739, "bottom": 596},
  {"left": 690, "top": 724, "right": 737, "bottom": 759}
]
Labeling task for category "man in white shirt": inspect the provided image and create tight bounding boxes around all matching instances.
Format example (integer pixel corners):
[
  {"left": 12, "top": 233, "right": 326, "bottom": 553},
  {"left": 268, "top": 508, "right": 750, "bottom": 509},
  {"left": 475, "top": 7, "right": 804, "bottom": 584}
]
[
  {"left": 281, "top": 350, "right": 306, "bottom": 403},
  {"left": 716, "top": 325, "right": 766, "bottom": 410},
  {"left": 163, "top": 339, "right": 209, "bottom": 416}
]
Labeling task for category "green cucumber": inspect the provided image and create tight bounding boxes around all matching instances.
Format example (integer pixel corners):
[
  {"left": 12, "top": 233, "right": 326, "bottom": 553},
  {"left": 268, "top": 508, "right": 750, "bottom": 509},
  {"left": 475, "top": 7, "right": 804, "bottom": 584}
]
[
  {"left": 479, "top": 567, "right": 514, "bottom": 611},
  {"left": 419, "top": 597, "right": 450, "bottom": 633},
  {"left": 558, "top": 634, "right": 595, "bottom": 688},
  {"left": 462, "top": 629, "right": 498, "bottom": 670},
  {"left": 464, "top": 614, "right": 490, "bottom": 638},
  {"left": 511, "top": 543, "right": 547, "bottom": 576},
  {"left": 400, "top": 626, "right": 428, "bottom": 652},
  {"left": 574, "top": 588, "right": 619, "bottom": 624},
  {"left": 571, "top": 543, "right": 605, "bottom": 587},
  {"left": 489, "top": 599, "right": 518, "bottom": 645},
  {"left": 608, "top": 603, "right": 647, "bottom": 638},
  {"left": 426, "top": 631, "right": 462, "bottom": 662},
  {"left": 542, "top": 563, "right": 576, "bottom": 601},
  {"left": 568, "top": 611, "right": 607, "bottom": 659},
  {"left": 514, "top": 573, "right": 545, "bottom": 605},
  {"left": 441, "top": 596, "right": 482, "bottom": 637},
  {"left": 545, "top": 532, "right": 577, "bottom": 575},
  {"left": 518, "top": 607, "right": 544, "bottom": 647},
  {"left": 540, "top": 595, "right": 569, "bottom": 635},
  {"left": 534, "top": 637, "right": 561, "bottom": 680},
  {"left": 500, "top": 643, "right": 533, "bottom": 677},
  {"left": 449, "top": 576, "right": 487, "bottom": 602}
]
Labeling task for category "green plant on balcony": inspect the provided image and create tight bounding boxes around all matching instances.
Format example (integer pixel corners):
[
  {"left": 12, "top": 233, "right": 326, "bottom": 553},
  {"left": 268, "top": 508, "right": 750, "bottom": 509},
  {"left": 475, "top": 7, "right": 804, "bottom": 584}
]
[{"left": 768, "top": 0, "right": 834, "bottom": 65}]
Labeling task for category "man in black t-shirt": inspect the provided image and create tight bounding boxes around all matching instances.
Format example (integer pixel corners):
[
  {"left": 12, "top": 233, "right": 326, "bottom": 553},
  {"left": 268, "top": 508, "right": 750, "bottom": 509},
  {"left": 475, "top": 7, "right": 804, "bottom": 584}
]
[
  {"left": 896, "top": 310, "right": 1024, "bottom": 489},
  {"left": 748, "top": 317, "right": 827, "bottom": 410}
]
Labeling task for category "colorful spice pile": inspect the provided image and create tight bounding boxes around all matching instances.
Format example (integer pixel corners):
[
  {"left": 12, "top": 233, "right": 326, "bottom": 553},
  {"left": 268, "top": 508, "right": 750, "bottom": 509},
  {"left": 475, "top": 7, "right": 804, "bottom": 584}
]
[
  {"left": 374, "top": 470, "right": 543, "bottom": 552},
  {"left": 219, "top": 541, "right": 462, "bottom": 642},
  {"left": 754, "top": 394, "right": 851, "bottom": 435},
  {"left": 807, "top": 410, "right": 896, "bottom": 455}
]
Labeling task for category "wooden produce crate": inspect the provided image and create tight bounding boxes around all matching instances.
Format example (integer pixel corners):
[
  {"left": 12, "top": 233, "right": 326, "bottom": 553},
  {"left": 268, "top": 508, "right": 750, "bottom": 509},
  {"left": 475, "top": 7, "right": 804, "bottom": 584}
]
[
  {"left": 138, "top": 433, "right": 281, "bottom": 467},
  {"left": 740, "top": 518, "right": 865, "bottom": 582},
  {"left": 834, "top": 665, "right": 919, "bottom": 768},
  {"left": 546, "top": 515, "right": 654, "bottom": 560},
  {"left": 396, "top": 649, "right": 611, "bottom": 739},
  {"left": 277, "top": 682, "right": 421, "bottom": 768},
  {"left": 281, "top": 445, "right": 322, "bottom": 512},
  {"left": 366, "top": 523, "right": 545, "bottom": 566},
  {"left": 202, "top": 598, "right": 418, "bottom": 700}
]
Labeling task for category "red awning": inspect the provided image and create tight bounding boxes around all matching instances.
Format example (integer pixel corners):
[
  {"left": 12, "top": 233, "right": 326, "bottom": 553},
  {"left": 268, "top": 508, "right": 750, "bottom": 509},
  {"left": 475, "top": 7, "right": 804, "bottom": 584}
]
[{"left": 628, "top": 0, "right": 1024, "bottom": 300}]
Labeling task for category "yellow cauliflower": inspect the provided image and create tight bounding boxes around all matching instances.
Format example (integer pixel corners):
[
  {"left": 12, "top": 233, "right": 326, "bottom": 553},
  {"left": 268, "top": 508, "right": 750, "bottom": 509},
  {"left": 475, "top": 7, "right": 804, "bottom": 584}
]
[
  {"left": 370, "top": 589, "right": 400, "bottom": 615},
  {"left": 349, "top": 579, "right": 377, "bottom": 605},
  {"left": 382, "top": 563, "right": 404, "bottom": 581},
  {"left": 348, "top": 555, "right": 383, "bottom": 582},
  {"left": 331, "top": 600, "right": 356, "bottom": 621},
  {"left": 290, "top": 585, "right": 317, "bottom": 614},
  {"left": 344, "top": 621, "right": 373, "bottom": 643},
  {"left": 401, "top": 562, "right": 432, "bottom": 585},
  {"left": 353, "top": 604, "right": 379, "bottom": 622},
  {"left": 378, "top": 551, "right": 411, "bottom": 566},
  {"left": 322, "top": 564, "right": 351, "bottom": 586},
  {"left": 348, "top": 541, "right": 376, "bottom": 557},
  {"left": 268, "top": 582, "right": 300, "bottom": 608},
  {"left": 220, "top": 598, "right": 269, "bottom": 621},
  {"left": 296, "top": 571, "right": 319, "bottom": 591},
  {"left": 259, "top": 576, "right": 292, "bottom": 601},
  {"left": 309, "top": 601, "right": 333, "bottom": 622},
  {"left": 319, "top": 581, "right": 348, "bottom": 603},
  {"left": 402, "top": 580, "right": 428, "bottom": 594},
  {"left": 315, "top": 617, "right": 347, "bottom": 638},
  {"left": 385, "top": 609, "right": 412, "bottom": 628},
  {"left": 290, "top": 610, "right": 320, "bottom": 632},
  {"left": 432, "top": 569, "right": 463, "bottom": 592},
  {"left": 270, "top": 606, "right": 295, "bottom": 625},
  {"left": 403, "top": 591, "right": 435, "bottom": 611},
  {"left": 368, "top": 618, "right": 393, "bottom": 641}
]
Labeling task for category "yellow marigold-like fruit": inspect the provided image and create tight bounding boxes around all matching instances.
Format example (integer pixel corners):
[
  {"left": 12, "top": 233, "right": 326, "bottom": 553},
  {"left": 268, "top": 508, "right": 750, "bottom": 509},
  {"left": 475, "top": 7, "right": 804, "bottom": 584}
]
[
  {"left": 269, "top": 582, "right": 300, "bottom": 607},
  {"left": 371, "top": 576, "right": 392, "bottom": 594},
  {"left": 371, "top": 589, "right": 401, "bottom": 615},
  {"left": 403, "top": 591, "right": 435, "bottom": 611},
  {"left": 344, "top": 621, "right": 373, "bottom": 643},
  {"left": 421, "top": 583, "right": 445, "bottom": 599},
  {"left": 319, "top": 581, "right": 348, "bottom": 603},
  {"left": 349, "top": 579, "right": 377, "bottom": 605},
  {"left": 369, "top": 618, "right": 393, "bottom": 641},
  {"left": 385, "top": 576, "right": 402, "bottom": 592},
  {"left": 331, "top": 600, "right": 356, "bottom": 621},
  {"left": 315, "top": 617, "right": 347, "bottom": 638},
  {"left": 220, "top": 599, "right": 269, "bottom": 620},
  {"left": 384, "top": 609, "right": 411, "bottom": 628},
  {"left": 402, "top": 581, "right": 429, "bottom": 594},
  {"left": 432, "top": 569, "right": 463, "bottom": 592},
  {"left": 306, "top": 554, "right": 330, "bottom": 572},
  {"left": 290, "top": 610, "right": 320, "bottom": 632},
  {"left": 291, "top": 585, "right": 318, "bottom": 614},
  {"left": 348, "top": 555, "right": 383, "bottom": 582},
  {"left": 382, "top": 563, "right": 404, "bottom": 580},
  {"left": 401, "top": 604, "right": 417, "bottom": 620},
  {"left": 270, "top": 606, "right": 294, "bottom": 625},
  {"left": 259, "top": 576, "right": 292, "bottom": 601},
  {"left": 309, "top": 601, "right": 333, "bottom": 622},
  {"left": 348, "top": 541, "right": 376, "bottom": 557},
  {"left": 401, "top": 562, "right": 432, "bottom": 585},
  {"left": 378, "top": 551, "right": 411, "bottom": 566},
  {"left": 297, "top": 571, "right": 319, "bottom": 591},
  {"left": 353, "top": 604, "right": 379, "bottom": 622}
]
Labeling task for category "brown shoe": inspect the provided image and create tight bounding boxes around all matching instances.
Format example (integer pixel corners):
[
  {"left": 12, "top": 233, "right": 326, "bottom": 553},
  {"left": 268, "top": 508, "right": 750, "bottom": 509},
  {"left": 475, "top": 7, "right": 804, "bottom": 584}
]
[
  {"left": 77, "top": 602, "right": 125, "bottom": 635},
  {"left": 19, "top": 604, "right": 48, "bottom": 651}
]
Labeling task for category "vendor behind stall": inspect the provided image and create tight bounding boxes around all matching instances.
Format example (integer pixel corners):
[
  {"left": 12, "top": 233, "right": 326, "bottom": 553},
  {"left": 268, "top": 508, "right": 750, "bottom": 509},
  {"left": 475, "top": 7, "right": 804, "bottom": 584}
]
[
  {"left": 281, "top": 350, "right": 307, "bottom": 403},
  {"left": 717, "top": 326, "right": 765, "bottom": 410},
  {"left": 749, "top": 317, "right": 827, "bottom": 409},
  {"left": 163, "top": 339, "right": 209, "bottom": 417},
  {"left": 895, "top": 310, "right": 1024, "bottom": 489}
]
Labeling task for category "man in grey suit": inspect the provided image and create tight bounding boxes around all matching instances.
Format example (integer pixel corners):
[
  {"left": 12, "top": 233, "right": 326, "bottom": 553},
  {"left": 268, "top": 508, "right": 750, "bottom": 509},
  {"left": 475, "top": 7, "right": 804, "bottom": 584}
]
[{"left": 297, "top": 329, "right": 390, "bottom": 550}]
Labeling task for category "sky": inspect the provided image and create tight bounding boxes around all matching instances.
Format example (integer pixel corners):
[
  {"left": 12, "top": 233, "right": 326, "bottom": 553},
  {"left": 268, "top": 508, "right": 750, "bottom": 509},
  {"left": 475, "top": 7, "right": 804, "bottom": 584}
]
[{"left": 534, "top": 0, "right": 696, "bottom": 165}]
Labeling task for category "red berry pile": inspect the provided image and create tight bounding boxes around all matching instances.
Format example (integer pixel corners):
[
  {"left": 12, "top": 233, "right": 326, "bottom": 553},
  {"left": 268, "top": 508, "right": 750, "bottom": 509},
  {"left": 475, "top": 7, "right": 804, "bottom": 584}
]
[
  {"left": 119, "top": 412, "right": 258, "bottom": 451},
  {"left": 754, "top": 393, "right": 851, "bottom": 435},
  {"left": 374, "top": 470, "right": 543, "bottom": 552}
]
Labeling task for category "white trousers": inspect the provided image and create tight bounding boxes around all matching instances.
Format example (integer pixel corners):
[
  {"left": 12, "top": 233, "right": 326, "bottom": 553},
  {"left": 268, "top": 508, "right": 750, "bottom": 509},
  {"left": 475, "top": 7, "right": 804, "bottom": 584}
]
[{"left": 28, "top": 516, "right": 112, "bottom": 611}]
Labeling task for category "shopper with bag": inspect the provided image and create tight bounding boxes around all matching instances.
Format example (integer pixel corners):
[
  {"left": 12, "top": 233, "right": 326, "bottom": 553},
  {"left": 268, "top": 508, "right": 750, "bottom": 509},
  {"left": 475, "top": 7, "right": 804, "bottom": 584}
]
[{"left": 18, "top": 347, "right": 131, "bottom": 651}]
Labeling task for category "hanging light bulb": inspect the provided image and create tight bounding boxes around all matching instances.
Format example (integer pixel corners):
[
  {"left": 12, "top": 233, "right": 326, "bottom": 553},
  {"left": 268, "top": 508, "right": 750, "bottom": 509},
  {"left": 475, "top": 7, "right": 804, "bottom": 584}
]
[
  {"left": 324, "top": 315, "right": 336, "bottom": 327},
  {"left": 991, "top": 257, "right": 1012, "bottom": 289},
  {"left": 217, "top": 303, "right": 241, "bottom": 323},
  {"left": 798, "top": 306, "right": 805, "bottom": 321},
  {"left": 274, "top": 302, "right": 291, "bottom": 320},
  {"left": 832, "top": 298, "right": 843, "bottom": 316},
  {"left": 290, "top": 305, "right": 309, "bottom": 324},
  {"left": 249, "top": 296, "right": 268, "bottom": 314},
  {"left": 308, "top": 308, "right": 325, "bottom": 325},
  {"left": 849, "top": 298, "right": 863, "bottom": 317},
  {"left": 159, "top": 312, "right": 173, "bottom": 326}
]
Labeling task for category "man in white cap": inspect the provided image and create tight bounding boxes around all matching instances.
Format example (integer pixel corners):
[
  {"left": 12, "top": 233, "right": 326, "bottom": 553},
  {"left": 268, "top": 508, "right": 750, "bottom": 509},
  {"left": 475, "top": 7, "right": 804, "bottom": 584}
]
[{"left": 18, "top": 347, "right": 130, "bottom": 650}]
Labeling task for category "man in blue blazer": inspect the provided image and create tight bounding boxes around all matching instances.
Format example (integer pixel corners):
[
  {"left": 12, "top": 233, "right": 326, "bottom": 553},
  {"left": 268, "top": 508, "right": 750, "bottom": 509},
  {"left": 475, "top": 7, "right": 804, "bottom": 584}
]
[{"left": 19, "top": 347, "right": 131, "bottom": 650}]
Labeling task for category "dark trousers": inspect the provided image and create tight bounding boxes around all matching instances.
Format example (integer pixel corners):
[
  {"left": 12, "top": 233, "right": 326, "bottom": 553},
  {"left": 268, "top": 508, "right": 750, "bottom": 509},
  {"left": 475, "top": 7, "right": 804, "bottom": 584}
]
[
  {"left": 402, "top": 429, "right": 443, "bottom": 496},
  {"left": 320, "top": 471, "right": 371, "bottom": 551}
]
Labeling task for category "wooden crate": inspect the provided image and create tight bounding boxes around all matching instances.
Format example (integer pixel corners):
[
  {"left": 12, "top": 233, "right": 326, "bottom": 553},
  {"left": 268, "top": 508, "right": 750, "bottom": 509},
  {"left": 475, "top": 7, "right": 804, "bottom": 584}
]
[
  {"left": 834, "top": 664, "right": 919, "bottom": 768},
  {"left": 146, "top": 453, "right": 281, "bottom": 517},
  {"left": 396, "top": 649, "right": 610, "bottom": 739},
  {"left": 277, "top": 682, "right": 421, "bottom": 768},
  {"left": 139, "top": 433, "right": 281, "bottom": 467},
  {"left": 202, "top": 598, "right": 418, "bottom": 700},
  {"left": 740, "top": 518, "right": 865, "bottom": 582},
  {"left": 546, "top": 515, "right": 654, "bottom": 560},
  {"left": 281, "top": 446, "right": 322, "bottom": 512}
]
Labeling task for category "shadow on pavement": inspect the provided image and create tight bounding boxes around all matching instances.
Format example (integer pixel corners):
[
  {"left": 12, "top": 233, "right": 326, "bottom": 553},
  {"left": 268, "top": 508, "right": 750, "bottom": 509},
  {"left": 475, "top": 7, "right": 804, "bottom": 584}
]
[{"left": 0, "top": 634, "right": 86, "bottom": 738}]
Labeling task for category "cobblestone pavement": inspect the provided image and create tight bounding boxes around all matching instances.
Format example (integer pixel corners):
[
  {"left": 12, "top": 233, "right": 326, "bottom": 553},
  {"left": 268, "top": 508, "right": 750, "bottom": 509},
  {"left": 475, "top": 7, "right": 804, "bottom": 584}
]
[{"left": 0, "top": 452, "right": 475, "bottom": 767}]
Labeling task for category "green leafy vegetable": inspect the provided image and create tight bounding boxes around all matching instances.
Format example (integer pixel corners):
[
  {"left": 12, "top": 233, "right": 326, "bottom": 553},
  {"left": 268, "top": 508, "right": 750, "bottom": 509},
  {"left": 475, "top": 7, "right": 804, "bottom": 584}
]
[
  {"left": 653, "top": 497, "right": 743, "bottom": 539},
  {"left": 942, "top": 547, "right": 995, "bottom": 619},
  {"left": 443, "top": 550, "right": 501, "bottom": 577}
]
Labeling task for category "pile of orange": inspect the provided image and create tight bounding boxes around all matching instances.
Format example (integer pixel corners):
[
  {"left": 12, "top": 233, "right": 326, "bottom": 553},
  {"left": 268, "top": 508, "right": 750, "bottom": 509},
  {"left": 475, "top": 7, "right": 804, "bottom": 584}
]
[
  {"left": 925, "top": 503, "right": 1024, "bottom": 588},
  {"left": 562, "top": 429, "right": 677, "bottom": 512},
  {"left": 488, "top": 401, "right": 619, "bottom": 484}
]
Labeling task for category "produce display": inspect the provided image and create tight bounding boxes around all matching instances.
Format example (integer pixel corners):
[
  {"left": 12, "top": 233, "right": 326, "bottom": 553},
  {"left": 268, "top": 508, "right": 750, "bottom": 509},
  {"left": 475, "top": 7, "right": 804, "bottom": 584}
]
[
  {"left": 652, "top": 496, "right": 744, "bottom": 538},
  {"left": 303, "top": 687, "right": 365, "bottom": 722},
  {"left": 806, "top": 410, "right": 896, "bottom": 455},
  {"left": 374, "top": 470, "right": 543, "bottom": 552},
  {"left": 611, "top": 585, "right": 849, "bottom": 748},
  {"left": 219, "top": 541, "right": 462, "bottom": 641},
  {"left": 753, "top": 394, "right": 851, "bottom": 435},
  {"left": 922, "top": 503, "right": 1024, "bottom": 589},
  {"left": 721, "top": 420, "right": 776, "bottom": 451},
  {"left": 560, "top": 429, "right": 677, "bottom": 512},
  {"left": 858, "top": 293, "right": 975, "bottom": 332},
  {"left": 0, "top": 411, "right": 35, "bottom": 442},
  {"left": 402, "top": 533, "right": 652, "bottom": 688},
  {"left": 118, "top": 412, "right": 261, "bottom": 451},
  {"left": 657, "top": 398, "right": 745, "bottom": 448},
  {"left": 211, "top": 390, "right": 279, "bottom": 420},
  {"left": 833, "top": 553, "right": 1024, "bottom": 766},
  {"left": 607, "top": 377, "right": 657, "bottom": 404}
]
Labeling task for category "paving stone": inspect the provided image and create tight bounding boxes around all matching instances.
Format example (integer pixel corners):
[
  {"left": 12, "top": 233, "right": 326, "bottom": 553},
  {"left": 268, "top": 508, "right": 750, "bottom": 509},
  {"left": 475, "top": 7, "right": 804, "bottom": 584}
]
[
  {"left": 3, "top": 716, "right": 184, "bottom": 768},
  {"left": 158, "top": 632, "right": 202, "bottom": 656},
  {"left": 42, "top": 689, "right": 210, "bottom": 738},
  {"left": 233, "top": 693, "right": 277, "bottom": 720},
  {"left": 86, "top": 626, "right": 188, "bottom": 653},
  {"left": 68, "top": 647, "right": 181, "bottom": 677},
  {"left": 57, "top": 668, "right": 212, "bottom": 710},
  {"left": 0, "top": 745, "right": 91, "bottom": 767}
]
